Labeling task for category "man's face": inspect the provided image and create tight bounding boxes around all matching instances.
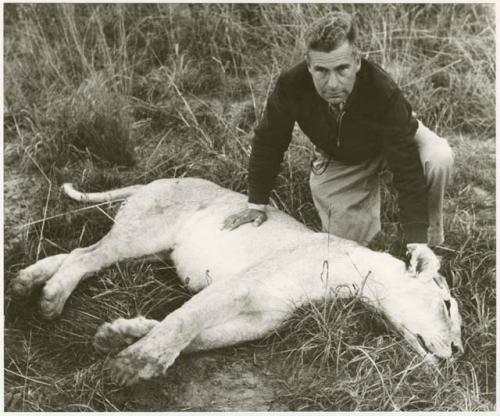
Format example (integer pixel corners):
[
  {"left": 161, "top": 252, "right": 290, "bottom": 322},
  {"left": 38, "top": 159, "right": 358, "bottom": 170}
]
[{"left": 306, "top": 41, "right": 361, "bottom": 105}]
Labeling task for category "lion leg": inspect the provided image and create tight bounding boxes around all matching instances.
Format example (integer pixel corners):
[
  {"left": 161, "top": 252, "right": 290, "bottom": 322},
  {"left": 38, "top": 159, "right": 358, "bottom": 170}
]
[
  {"left": 40, "top": 230, "right": 171, "bottom": 319},
  {"left": 95, "top": 312, "right": 286, "bottom": 357},
  {"left": 38, "top": 197, "right": 181, "bottom": 319},
  {"left": 39, "top": 245, "right": 111, "bottom": 319},
  {"left": 184, "top": 310, "right": 287, "bottom": 352},
  {"left": 94, "top": 316, "right": 160, "bottom": 354},
  {"left": 10, "top": 253, "right": 69, "bottom": 297},
  {"left": 108, "top": 280, "right": 261, "bottom": 385}
]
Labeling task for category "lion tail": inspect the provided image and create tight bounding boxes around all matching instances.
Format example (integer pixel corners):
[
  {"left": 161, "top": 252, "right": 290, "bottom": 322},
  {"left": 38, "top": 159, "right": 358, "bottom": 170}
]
[{"left": 62, "top": 183, "right": 144, "bottom": 203}]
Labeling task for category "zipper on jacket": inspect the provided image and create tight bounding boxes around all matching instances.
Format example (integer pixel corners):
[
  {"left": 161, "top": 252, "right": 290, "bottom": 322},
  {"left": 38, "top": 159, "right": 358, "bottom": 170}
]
[{"left": 336, "top": 111, "right": 345, "bottom": 148}]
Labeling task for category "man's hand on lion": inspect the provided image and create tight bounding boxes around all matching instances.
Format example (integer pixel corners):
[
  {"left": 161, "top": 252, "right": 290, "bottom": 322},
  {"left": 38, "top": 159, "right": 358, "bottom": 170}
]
[
  {"left": 222, "top": 209, "right": 267, "bottom": 230},
  {"left": 406, "top": 243, "right": 441, "bottom": 279}
]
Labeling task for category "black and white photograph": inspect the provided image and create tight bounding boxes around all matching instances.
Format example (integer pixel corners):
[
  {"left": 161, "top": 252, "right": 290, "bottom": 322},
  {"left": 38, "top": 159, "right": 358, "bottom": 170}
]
[{"left": 3, "top": 2, "right": 496, "bottom": 411}]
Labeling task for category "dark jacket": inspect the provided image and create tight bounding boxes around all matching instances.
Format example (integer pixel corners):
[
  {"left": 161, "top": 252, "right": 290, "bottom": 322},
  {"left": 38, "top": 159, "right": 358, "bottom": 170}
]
[{"left": 248, "top": 58, "right": 429, "bottom": 243}]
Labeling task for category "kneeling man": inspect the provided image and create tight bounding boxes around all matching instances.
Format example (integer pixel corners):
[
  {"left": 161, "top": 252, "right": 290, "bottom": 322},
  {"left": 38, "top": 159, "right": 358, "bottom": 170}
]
[{"left": 224, "top": 12, "right": 452, "bottom": 252}]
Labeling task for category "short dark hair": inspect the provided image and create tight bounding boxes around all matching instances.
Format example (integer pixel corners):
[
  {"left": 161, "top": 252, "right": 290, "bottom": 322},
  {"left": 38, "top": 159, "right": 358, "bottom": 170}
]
[{"left": 305, "top": 12, "right": 357, "bottom": 52}]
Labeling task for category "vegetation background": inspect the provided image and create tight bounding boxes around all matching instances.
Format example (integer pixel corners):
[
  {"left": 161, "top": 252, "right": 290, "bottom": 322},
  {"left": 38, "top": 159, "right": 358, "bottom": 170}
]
[{"left": 3, "top": 3, "right": 496, "bottom": 411}]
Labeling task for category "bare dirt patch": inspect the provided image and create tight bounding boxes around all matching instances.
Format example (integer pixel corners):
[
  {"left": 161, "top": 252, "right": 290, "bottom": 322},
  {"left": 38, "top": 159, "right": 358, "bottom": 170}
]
[{"left": 111, "top": 351, "right": 287, "bottom": 411}]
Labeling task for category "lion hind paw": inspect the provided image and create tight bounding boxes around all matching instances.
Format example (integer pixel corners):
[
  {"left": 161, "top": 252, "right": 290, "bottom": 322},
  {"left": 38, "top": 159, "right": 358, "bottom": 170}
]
[{"left": 10, "top": 269, "right": 46, "bottom": 298}]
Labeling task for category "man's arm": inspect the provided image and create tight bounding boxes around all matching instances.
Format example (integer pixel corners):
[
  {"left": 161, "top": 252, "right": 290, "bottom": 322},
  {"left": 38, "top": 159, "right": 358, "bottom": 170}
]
[
  {"left": 248, "top": 75, "right": 296, "bottom": 205},
  {"left": 222, "top": 75, "right": 295, "bottom": 230},
  {"left": 382, "top": 90, "right": 429, "bottom": 243}
]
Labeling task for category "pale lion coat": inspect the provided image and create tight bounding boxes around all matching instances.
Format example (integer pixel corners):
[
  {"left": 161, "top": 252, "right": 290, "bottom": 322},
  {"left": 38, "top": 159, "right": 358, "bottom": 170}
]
[{"left": 11, "top": 178, "right": 463, "bottom": 385}]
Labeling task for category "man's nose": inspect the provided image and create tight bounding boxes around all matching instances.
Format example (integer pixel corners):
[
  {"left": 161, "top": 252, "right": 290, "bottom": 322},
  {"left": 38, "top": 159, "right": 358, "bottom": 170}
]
[{"left": 327, "top": 73, "right": 339, "bottom": 88}]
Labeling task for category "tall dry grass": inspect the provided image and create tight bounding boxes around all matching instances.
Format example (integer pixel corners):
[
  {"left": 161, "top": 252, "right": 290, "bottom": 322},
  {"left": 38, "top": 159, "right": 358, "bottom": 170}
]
[{"left": 4, "top": 3, "right": 496, "bottom": 411}]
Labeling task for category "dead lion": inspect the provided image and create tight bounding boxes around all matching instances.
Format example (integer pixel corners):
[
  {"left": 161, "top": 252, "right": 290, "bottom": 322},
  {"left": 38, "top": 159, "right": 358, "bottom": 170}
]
[{"left": 11, "top": 177, "right": 463, "bottom": 385}]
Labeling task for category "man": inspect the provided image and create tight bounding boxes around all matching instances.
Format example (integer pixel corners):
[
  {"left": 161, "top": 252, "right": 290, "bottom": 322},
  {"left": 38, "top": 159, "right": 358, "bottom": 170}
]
[{"left": 223, "top": 12, "right": 453, "bottom": 251}]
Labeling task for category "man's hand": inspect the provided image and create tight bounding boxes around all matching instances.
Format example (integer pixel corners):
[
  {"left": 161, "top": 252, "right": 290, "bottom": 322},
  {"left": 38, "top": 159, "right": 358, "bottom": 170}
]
[
  {"left": 406, "top": 243, "right": 441, "bottom": 278},
  {"left": 221, "top": 209, "right": 267, "bottom": 231}
]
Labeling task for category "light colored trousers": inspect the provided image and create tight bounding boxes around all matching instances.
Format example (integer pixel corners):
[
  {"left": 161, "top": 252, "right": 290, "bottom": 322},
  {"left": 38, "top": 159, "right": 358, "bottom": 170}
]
[{"left": 309, "top": 122, "right": 453, "bottom": 246}]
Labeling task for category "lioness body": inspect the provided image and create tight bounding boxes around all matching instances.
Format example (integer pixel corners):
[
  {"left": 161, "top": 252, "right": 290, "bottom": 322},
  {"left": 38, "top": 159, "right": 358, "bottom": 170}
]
[
  {"left": 12, "top": 178, "right": 462, "bottom": 385},
  {"left": 121, "top": 179, "right": 380, "bottom": 292}
]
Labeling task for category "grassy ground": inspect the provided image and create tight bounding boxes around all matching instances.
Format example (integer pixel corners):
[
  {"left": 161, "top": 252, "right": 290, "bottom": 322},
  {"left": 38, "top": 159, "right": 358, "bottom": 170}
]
[{"left": 4, "top": 3, "right": 496, "bottom": 411}]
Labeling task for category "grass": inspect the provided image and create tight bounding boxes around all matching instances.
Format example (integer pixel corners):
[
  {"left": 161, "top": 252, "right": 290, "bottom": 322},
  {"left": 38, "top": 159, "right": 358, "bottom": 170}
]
[{"left": 4, "top": 3, "right": 496, "bottom": 411}]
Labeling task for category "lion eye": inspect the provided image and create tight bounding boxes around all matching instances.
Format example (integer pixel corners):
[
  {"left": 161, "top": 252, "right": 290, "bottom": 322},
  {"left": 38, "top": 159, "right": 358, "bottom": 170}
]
[
  {"left": 416, "top": 334, "right": 430, "bottom": 353},
  {"left": 433, "top": 277, "right": 444, "bottom": 289},
  {"left": 443, "top": 299, "right": 451, "bottom": 317}
]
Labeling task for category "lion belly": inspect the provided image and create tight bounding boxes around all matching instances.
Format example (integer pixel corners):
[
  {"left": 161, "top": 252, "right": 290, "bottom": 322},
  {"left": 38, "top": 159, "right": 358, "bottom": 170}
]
[
  {"left": 169, "top": 210, "right": 372, "bottom": 303},
  {"left": 169, "top": 202, "right": 314, "bottom": 292},
  {"left": 131, "top": 178, "right": 385, "bottom": 301}
]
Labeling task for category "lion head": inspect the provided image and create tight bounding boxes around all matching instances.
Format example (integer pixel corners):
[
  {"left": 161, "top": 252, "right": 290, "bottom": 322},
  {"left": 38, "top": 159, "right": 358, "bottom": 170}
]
[{"left": 376, "top": 244, "right": 463, "bottom": 360}]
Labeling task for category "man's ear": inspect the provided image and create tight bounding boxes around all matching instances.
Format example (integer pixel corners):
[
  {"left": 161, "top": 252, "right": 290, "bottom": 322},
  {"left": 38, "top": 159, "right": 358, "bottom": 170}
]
[
  {"left": 305, "top": 53, "right": 312, "bottom": 74},
  {"left": 354, "top": 51, "right": 361, "bottom": 72}
]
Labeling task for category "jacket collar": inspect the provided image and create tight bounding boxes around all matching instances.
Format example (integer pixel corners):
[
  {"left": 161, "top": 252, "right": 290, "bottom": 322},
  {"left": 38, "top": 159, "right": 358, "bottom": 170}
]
[{"left": 343, "top": 58, "right": 369, "bottom": 111}]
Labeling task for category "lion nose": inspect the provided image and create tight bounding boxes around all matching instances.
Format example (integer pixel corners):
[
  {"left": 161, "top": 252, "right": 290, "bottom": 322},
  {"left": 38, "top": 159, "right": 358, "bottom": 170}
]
[{"left": 451, "top": 341, "right": 464, "bottom": 356}]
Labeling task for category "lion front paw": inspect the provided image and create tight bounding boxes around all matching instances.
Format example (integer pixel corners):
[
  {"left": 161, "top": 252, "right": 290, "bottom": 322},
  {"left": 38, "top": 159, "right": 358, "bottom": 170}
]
[
  {"left": 94, "top": 321, "right": 137, "bottom": 354},
  {"left": 108, "top": 352, "right": 161, "bottom": 386}
]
